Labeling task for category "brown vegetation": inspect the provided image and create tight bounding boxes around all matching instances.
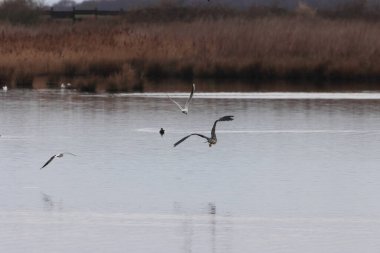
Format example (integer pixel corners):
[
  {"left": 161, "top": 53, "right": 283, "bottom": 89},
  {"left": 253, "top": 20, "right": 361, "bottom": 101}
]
[{"left": 1, "top": 10, "right": 380, "bottom": 91}]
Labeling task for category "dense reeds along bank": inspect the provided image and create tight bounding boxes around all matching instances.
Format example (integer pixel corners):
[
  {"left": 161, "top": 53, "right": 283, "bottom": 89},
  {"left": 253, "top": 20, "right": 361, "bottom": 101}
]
[{"left": 1, "top": 5, "right": 380, "bottom": 92}]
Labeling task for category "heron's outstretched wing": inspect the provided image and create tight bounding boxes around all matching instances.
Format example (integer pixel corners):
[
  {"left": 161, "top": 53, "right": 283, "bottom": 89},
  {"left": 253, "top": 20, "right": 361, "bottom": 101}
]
[
  {"left": 184, "top": 83, "right": 195, "bottom": 110},
  {"left": 167, "top": 95, "right": 184, "bottom": 111},
  {"left": 174, "top": 133, "right": 209, "bottom": 147},
  {"left": 211, "top": 115, "right": 234, "bottom": 139},
  {"left": 63, "top": 152, "right": 77, "bottom": 156},
  {"left": 41, "top": 155, "right": 56, "bottom": 169}
]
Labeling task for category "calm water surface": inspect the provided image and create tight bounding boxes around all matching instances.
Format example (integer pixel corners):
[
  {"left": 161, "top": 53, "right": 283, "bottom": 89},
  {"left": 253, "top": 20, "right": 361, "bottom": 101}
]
[{"left": 1, "top": 90, "right": 380, "bottom": 252}]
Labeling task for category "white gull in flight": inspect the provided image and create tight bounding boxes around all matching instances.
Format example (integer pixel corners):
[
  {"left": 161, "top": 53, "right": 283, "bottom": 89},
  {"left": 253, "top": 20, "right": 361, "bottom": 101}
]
[
  {"left": 40, "top": 152, "right": 77, "bottom": 169},
  {"left": 167, "top": 83, "right": 195, "bottom": 115}
]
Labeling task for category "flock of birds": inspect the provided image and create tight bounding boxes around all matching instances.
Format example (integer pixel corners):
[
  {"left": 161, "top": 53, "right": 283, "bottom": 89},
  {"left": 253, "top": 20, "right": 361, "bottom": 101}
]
[{"left": 2, "top": 83, "right": 234, "bottom": 169}]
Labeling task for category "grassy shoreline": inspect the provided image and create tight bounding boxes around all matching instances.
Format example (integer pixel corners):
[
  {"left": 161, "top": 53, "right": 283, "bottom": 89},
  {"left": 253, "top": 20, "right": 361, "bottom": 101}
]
[{"left": 1, "top": 14, "right": 380, "bottom": 92}]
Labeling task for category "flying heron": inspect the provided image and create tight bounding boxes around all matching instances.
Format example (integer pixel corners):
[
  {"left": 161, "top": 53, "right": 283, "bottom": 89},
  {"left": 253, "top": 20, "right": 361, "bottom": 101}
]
[
  {"left": 167, "top": 83, "right": 195, "bottom": 115},
  {"left": 40, "top": 152, "right": 77, "bottom": 169},
  {"left": 174, "top": 115, "right": 234, "bottom": 147}
]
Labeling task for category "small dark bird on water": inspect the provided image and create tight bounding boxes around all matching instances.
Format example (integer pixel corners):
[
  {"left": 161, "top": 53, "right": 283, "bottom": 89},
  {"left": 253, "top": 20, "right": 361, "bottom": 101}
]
[
  {"left": 159, "top": 128, "right": 165, "bottom": 136},
  {"left": 174, "top": 115, "right": 234, "bottom": 147}
]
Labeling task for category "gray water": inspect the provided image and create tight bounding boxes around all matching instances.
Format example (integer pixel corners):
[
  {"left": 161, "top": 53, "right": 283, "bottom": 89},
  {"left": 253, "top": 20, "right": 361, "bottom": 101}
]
[{"left": 1, "top": 90, "right": 380, "bottom": 252}]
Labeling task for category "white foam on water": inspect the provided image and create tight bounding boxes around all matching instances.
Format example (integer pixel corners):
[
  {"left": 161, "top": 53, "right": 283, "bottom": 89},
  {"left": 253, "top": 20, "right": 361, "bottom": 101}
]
[
  {"left": 136, "top": 128, "right": 380, "bottom": 134},
  {"left": 0, "top": 135, "right": 34, "bottom": 140},
  {"left": 118, "top": 92, "right": 380, "bottom": 100},
  {"left": 1, "top": 211, "right": 379, "bottom": 227},
  {"left": 22, "top": 186, "right": 40, "bottom": 189}
]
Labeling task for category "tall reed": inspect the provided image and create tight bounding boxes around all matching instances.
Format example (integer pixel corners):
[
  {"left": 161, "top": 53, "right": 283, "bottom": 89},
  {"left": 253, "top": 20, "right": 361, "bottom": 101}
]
[{"left": 1, "top": 15, "right": 380, "bottom": 91}]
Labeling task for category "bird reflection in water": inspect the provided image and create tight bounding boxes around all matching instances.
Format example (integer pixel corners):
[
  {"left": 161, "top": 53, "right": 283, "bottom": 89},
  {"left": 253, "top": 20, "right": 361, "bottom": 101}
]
[
  {"left": 176, "top": 202, "right": 218, "bottom": 253},
  {"left": 41, "top": 192, "right": 63, "bottom": 211},
  {"left": 181, "top": 217, "right": 194, "bottom": 253},
  {"left": 208, "top": 202, "right": 216, "bottom": 215},
  {"left": 208, "top": 202, "right": 217, "bottom": 253}
]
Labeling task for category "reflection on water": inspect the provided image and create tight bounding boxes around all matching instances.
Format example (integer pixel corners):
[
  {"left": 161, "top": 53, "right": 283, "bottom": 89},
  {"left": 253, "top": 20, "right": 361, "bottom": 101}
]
[
  {"left": 41, "top": 192, "right": 63, "bottom": 212},
  {"left": 122, "top": 91, "right": 380, "bottom": 100},
  {"left": 41, "top": 192, "right": 54, "bottom": 210},
  {"left": 143, "top": 80, "right": 380, "bottom": 93},
  {"left": 2, "top": 90, "right": 380, "bottom": 252},
  {"left": 208, "top": 202, "right": 216, "bottom": 215}
]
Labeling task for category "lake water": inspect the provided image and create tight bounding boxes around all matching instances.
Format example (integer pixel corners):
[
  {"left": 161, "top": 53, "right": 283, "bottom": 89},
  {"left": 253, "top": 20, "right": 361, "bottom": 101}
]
[{"left": 1, "top": 89, "right": 380, "bottom": 252}]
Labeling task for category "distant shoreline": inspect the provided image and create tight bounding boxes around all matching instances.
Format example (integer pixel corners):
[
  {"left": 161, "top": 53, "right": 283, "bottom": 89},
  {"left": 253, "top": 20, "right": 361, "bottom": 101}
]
[{"left": 1, "top": 12, "right": 380, "bottom": 92}]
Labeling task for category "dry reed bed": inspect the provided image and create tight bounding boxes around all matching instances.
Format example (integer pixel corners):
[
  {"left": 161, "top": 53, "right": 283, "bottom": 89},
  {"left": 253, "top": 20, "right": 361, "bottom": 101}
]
[{"left": 1, "top": 16, "right": 380, "bottom": 91}]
